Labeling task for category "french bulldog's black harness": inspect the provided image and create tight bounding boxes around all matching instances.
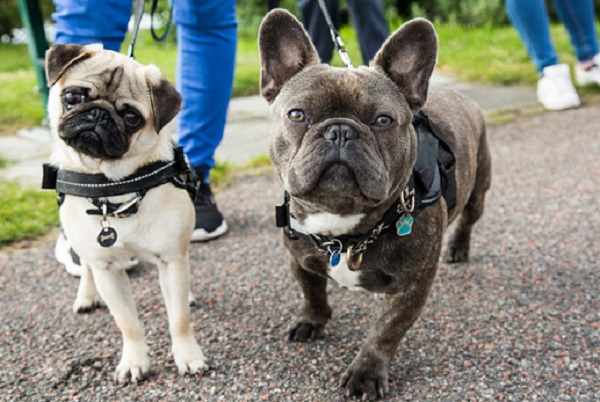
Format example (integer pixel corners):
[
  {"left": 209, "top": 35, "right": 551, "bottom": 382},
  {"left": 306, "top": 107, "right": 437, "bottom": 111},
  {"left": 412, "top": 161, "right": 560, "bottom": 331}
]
[
  {"left": 42, "top": 146, "right": 197, "bottom": 247},
  {"left": 276, "top": 111, "right": 456, "bottom": 270}
]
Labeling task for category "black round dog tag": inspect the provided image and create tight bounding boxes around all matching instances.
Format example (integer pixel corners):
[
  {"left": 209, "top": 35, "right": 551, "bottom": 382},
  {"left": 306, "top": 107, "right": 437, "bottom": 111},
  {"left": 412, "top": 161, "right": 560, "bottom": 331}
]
[{"left": 97, "top": 227, "right": 118, "bottom": 248}]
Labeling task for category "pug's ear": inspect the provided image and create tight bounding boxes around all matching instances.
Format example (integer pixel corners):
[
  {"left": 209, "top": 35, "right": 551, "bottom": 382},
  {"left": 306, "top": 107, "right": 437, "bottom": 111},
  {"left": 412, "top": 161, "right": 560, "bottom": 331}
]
[
  {"left": 146, "top": 65, "right": 182, "bottom": 133},
  {"left": 372, "top": 18, "right": 438, "bottom": 113},
  {"left": 258, "top": 9, "right": 320, "bottom": 104},
  {"left": 45, "top": 43, "right": 103, "bottom": 87}
]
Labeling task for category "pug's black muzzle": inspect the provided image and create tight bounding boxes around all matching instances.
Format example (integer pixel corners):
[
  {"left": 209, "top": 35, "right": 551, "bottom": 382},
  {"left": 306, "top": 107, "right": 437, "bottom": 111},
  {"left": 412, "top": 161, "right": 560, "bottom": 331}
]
[{"left": 59, "top": 107, "right": 128, "bottom": 160}]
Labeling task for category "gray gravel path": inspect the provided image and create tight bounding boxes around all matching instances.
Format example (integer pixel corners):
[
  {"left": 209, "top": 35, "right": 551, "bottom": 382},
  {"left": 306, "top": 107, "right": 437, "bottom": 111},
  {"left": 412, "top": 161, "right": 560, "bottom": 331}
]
[{"left": 1, "top": 104, "right": 599, "bottom": 401}]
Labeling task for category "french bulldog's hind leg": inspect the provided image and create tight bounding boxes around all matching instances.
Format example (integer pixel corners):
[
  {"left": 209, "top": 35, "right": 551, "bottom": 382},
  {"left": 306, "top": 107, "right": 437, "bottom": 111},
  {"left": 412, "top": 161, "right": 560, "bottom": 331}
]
[
  {"left": 73, "top": 263, "right": 102, "bottom": 313},
  {"left": 288, "top": 258, "right": 332, "bottom": 342},
  {"left": 446, "top": 133, "right": 492, "bottom": 263}
]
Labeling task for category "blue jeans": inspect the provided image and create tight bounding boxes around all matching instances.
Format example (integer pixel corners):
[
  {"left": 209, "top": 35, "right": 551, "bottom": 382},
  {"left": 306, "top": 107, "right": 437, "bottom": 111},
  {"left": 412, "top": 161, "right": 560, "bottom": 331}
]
[
  {"left": 52, "top": 0, "right": 237, "bottom": 179},
  {"left": 298, "top": 0, "right": 389, "bottom": 65},
  {"left": 506, "top": 0, "right": 599, "bottom": 74}
]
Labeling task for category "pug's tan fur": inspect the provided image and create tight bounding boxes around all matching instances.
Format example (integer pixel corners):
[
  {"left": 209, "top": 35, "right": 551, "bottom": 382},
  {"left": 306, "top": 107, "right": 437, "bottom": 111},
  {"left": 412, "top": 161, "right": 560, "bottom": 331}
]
[{"left": 46, "top": 44, "right": 207, "bottom": 383}]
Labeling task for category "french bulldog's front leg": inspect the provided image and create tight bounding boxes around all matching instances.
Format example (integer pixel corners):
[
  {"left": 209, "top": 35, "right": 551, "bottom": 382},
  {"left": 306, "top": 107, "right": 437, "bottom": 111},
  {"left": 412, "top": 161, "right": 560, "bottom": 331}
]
[
  {"left": 91, "top": 266, "right": 150, "bottom": 383},
  {"left": 340, "top": 271, "right": 437, "bottom": 400},
  {"left": 158, "top": 257, "right": 208, "bottom": 375},
  {"left": 288, "top": 258, "right": 332, "bottom": 342},
  {"left": 73, "top": 263, "right": 102, "bottom": 313}
]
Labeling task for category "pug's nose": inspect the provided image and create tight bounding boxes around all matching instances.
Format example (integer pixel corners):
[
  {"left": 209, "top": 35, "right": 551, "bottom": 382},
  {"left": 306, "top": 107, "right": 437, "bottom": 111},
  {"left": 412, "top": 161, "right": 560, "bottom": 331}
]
[{"left": 323, "top": 123, "right": 357, "bottom": 146}]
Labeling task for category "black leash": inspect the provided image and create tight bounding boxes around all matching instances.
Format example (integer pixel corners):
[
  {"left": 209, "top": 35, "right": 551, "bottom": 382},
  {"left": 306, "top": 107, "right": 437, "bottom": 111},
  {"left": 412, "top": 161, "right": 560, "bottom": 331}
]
[
  {"left": 316, "top": 0, "right": 354, "bottom": 68},
  {"left": 128, "top": 0, "right": 174, "bottom": 59}
]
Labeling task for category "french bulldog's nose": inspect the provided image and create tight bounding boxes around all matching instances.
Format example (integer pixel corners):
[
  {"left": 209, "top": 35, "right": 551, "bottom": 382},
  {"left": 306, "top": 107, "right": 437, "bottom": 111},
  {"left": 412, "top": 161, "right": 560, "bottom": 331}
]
[{"left": 323, "top": 123, "right": 357, "bottom": 146}]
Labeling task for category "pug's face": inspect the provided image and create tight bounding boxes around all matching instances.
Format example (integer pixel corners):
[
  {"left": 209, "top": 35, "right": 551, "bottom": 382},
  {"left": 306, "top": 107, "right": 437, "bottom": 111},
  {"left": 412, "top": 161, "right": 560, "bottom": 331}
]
[{"left": 46, "top": 44, "right": 181, "bottom": 161}]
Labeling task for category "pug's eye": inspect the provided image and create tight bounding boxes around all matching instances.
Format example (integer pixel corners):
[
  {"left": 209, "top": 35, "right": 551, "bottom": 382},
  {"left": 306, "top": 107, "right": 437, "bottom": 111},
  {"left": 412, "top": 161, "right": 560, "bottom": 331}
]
[
  {"left": 288, "top": 109, "right": 306, "bottom": 123},
  {"left": 122, "top": 109, "right": 143, "bottom": 128},
  {"left": 62, "top": 89, "right": 87, "bottom": 110},
  {"left": 373, "top": 115, "right": 394, "bottom": 127}
]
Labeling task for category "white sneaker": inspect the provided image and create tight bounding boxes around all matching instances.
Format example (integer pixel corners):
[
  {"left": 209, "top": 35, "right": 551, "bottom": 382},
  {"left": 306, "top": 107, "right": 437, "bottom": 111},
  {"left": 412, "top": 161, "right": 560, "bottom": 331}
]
[
  {"left": 575, "top": 54, "right": 600, "bottom": 86},
  {"left": 537, "top": 64, "right": 581, "bottom": 111}
]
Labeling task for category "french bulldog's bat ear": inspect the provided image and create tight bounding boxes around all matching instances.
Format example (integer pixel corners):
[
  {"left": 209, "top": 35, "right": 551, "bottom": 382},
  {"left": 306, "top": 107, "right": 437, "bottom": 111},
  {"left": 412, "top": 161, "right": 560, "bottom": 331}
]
[
  {"left": 372, "top": 18, "right": 438, "bottom": 113},
  {"left": 258, "top": 9, "right": 320, "bottom": 103},
  {"left": 146, "top": 67, "right": 182, "bottom": 133},
  {"left": 45, "top": 44, "right": 100, "bottom": 87}
]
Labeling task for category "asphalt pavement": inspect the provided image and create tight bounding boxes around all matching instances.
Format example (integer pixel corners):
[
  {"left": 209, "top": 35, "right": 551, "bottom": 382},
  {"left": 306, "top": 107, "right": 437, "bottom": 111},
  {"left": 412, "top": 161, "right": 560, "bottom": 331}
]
[{"left": 1, "top": 77, "right": 599, "bottom": 401}]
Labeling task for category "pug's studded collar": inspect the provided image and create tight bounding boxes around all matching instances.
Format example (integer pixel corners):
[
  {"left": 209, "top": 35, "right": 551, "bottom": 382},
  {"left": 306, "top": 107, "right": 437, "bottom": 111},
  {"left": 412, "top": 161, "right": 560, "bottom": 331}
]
[{"left": 42, "top": 146, "right": 198, "bottom": 247}]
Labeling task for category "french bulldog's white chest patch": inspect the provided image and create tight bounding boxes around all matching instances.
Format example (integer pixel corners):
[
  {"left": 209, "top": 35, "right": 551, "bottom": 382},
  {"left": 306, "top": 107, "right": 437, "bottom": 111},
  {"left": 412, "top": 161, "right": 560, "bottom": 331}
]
[
  {"left": 296, "top": 212, "right": 366, "bottom": 291},
  {"left": 328, "top": 253, "right": 362, "bottom": 291}
]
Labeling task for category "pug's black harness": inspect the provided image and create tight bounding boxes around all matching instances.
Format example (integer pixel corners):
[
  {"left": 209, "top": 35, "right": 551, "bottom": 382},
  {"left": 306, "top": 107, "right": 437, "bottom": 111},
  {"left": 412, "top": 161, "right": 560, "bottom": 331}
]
[
  {"left": 275, "top": 111, "right": 456, "bottom": 271},
  {"left": 42, "top": 146, "right": 197, "bottom": 248}
]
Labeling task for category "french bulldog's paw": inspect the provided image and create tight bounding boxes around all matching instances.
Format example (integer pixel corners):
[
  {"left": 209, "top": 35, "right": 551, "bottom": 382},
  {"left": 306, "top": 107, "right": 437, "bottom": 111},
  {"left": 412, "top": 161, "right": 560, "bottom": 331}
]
[
  {"left": 288, "top": 321, "right": 326, "bottom": 342},
  {"left": 72, "top": 296, "right": 102, "bottom": 314},
  {"left": 172, "top": 336, "right": 209, "bottom": 375},
  {"left": 445, "top": 245, "right": 470, "bottom": 263},
  {"left": 114, "top": 349, "right": 150, "bottom": 384},
  {"left": 340, "top": 360, "right": 389, "bottom": 401}
]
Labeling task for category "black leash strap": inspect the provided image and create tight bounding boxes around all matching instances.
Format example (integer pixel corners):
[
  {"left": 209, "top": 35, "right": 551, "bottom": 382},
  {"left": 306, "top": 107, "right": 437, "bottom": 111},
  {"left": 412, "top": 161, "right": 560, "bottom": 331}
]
[
  {"left": 150, "top": 0, "right": 174, "bottom": 42},
  {"left": 317, "top": 0, "right": 354, "bottom": 68},
  {"left": 128, "top": 0, "right": 146, "bottom": 58},
  {"left": 128, "top": 0, "right": 173, "bottom": 59}
]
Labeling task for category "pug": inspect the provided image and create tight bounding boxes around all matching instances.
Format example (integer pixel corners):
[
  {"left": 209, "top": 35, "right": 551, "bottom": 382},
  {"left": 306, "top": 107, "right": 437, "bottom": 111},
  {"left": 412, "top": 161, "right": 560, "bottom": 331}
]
[
  {"left": 259, "top": 10, "right": 491, "bottom": 399},
  {"left": 43, "top": 44, "right": 208, "bottom": 383}
]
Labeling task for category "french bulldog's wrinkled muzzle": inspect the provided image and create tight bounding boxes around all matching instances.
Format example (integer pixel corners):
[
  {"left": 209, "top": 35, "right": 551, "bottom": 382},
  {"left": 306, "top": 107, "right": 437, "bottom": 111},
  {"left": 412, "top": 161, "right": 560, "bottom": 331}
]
[{"left": 287, "top": 117, "right": 390, "bottom": 202}]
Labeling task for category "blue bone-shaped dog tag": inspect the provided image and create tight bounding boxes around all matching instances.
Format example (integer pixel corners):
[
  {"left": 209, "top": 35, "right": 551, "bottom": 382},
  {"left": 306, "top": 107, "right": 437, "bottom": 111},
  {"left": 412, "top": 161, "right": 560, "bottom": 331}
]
[{"left": 396, "top": 213, "right": 414, "bottom": 236}]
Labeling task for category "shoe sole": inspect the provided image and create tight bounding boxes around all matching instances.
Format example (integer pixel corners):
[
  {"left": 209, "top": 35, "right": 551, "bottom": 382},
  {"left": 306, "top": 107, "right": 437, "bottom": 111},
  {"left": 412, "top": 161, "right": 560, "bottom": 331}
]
[{"left": 191, "top": 220, "right": 228, "bottom": 242}]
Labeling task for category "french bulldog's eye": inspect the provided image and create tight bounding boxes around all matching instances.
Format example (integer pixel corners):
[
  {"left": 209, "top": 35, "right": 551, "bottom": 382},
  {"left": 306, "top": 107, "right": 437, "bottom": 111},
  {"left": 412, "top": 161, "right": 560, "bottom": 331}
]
[
  {"left": 62, "top": 89, "right": 87, "bottom": 110},
  {"left": 373, "top": 115, "right": 394, "bottom": 127},
  {"left": 288, "top": 109, "right": 306, "bottom": 123}
]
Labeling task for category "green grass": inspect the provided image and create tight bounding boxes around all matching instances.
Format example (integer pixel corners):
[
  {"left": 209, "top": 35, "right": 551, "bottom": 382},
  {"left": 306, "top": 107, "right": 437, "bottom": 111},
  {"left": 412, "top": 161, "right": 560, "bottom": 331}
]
[{"left": 0, "top": 181, "right": 59, "bottom": 247}]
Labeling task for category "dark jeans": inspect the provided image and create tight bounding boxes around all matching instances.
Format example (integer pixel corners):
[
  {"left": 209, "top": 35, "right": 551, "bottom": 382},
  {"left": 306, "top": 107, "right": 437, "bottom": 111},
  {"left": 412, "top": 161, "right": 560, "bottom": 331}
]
[{"left": 298, "top": 0, "right": 389, "bottom": 65}]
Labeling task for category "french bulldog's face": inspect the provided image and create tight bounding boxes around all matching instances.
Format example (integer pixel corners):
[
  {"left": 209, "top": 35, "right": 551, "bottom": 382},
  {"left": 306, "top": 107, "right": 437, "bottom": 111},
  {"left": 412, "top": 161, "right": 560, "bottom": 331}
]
[
  {"left": 259, "top": 10, "right": 438, "bottom": 215},
  {"left": 45, "top": 44, "right": 181, "bottom": 161}
]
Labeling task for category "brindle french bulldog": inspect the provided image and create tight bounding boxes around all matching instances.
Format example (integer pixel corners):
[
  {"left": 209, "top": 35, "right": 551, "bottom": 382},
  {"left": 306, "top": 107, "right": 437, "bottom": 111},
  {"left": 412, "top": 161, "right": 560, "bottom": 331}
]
[{"left": 259, "top": 9, "right": 491, "bottom": 400}]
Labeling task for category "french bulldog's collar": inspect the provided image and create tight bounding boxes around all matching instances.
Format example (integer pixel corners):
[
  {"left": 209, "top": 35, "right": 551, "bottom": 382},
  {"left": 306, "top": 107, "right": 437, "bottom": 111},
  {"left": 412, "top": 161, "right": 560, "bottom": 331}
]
[{"left": 276, "top": 187, "right": 424, "bottom": 271}]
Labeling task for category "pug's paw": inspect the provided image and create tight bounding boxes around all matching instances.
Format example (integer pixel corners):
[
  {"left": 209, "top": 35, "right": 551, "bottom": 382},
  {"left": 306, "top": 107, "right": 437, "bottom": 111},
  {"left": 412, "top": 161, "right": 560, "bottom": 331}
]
[
  {"left": 445, "top": 245, "right": 470, "bottom": 263},
  {"left": 288, "top": 321, "right": 326, "bottom": 342}
]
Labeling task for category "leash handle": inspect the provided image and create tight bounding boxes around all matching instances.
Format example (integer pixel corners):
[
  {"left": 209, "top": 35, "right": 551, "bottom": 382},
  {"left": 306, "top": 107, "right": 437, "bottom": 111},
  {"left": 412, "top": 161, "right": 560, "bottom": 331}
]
[
  {"left": 128, "top": 0, "right": 146, "bottom": 58},
  {"left": 317, "top": 0, "right": 354, "bottom": 68},
  {"left": 150, "top": 0, "right": 174, "bottom": 42}
]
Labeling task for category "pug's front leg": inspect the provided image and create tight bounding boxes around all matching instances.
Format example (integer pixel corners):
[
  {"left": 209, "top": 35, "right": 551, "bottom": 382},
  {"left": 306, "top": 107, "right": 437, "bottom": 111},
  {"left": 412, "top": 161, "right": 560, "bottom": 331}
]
[
  {"left": 91, "top": 266, "right": 150, "bottom": 383},
  {"left": 73, "top": 263, "right": 102, "bottom": 313},
  {"left": 288, "top": 258, "right": 332, "bottom": 342},
  {"left": 158, "top": 257, "right": 208, "bottom": 375},
  {"left": 340, "top": 269, "right": 437, "bottom": 400}
]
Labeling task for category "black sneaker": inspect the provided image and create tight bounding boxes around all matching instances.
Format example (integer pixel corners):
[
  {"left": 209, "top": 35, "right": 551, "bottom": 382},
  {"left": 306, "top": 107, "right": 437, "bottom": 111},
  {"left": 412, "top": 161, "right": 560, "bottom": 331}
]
[{"left": 191, "top": 181, "right": 228, "bottom": 241}]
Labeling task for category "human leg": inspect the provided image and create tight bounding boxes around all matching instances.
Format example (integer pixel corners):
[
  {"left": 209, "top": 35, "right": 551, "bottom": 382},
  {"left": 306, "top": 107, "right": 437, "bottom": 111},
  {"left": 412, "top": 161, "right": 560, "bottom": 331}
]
[
  {"left": 298, "top": 0, "right": 339, "bottom": 63},
  {"left": 505, "top": 0, "right": 558, "bottom": 73},
  {"left": 346, "top": 0, "right": 389, "bottom": 65},
  {"left": 52, "top": 0, "right": 131, "bottom": 51},
  {"left": 174, "top": 0, "right": 237, "bottom": 240}
]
